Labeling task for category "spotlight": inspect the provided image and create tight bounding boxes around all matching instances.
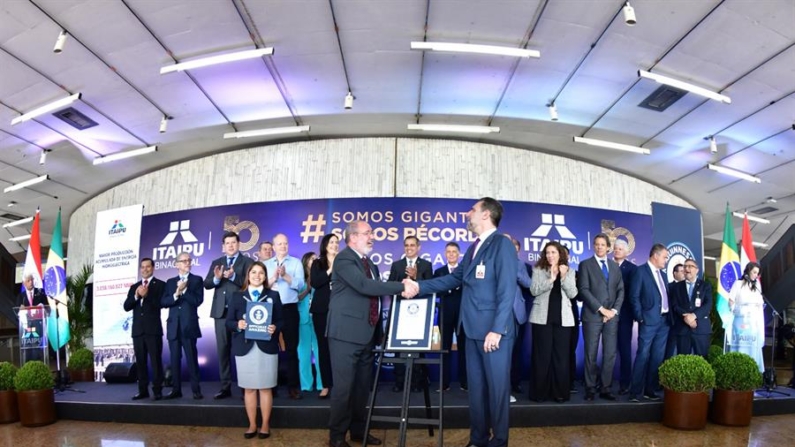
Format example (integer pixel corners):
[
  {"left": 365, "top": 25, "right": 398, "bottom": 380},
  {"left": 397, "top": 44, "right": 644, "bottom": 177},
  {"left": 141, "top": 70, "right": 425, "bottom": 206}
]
[
  {"left": 159, "top": 115, "right": 169, "bottom": 133},
  {"left": 623, "top": 2, "right": 636, "bottom": 26},
  {"left": 548, "top": 103, "right": 559, "bottom": 121},
  {"left": 39, "top": 149, "right": 49, "bottom": 166},
  {"left": 344, "top": 91, "right": 354, "bottom": 110},
  {"left": 53, "top": 30, "right": 68, "bottom": 54},
  {"left": 709, "top": 136, "right": 718, "bottom": 154}
]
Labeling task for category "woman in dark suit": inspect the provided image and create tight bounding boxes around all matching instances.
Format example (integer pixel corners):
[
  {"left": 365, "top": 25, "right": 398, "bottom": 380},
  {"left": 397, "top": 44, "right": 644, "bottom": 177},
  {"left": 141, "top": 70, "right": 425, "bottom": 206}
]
[
  {"left": 309, "top": 233, "right": 339, "bottom": 398},
  {"left": 529, "top": 241, "right": 578, "bottom": 402},
  {"left": 226, "top": 261, "right": 283, "bottom": 439}
]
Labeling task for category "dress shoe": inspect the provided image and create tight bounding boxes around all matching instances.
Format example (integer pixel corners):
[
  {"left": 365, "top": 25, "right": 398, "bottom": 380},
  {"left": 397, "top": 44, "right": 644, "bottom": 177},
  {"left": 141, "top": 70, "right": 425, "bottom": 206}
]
[
  {"left": 131, "top": 392, "right": 150, "bottom": 400},
  {"left": 460, "top": 383, "right": 468, "bottom": 391},
  {"left": 258, "top": 432, "right": 270, "bottom": 439},
  {"left": 289, "top": 389, "right": 303, "bottom": 400},
  {"left": 599, "top": 392, "right": 617, "bottom": 401},
  {"left": 391, "top": 385, "right": 403, "bottom": 393},
  {"left": 214, "top": 389, "right": 231, "bottom": 399},
  {"left": 643, "top": 392, "right": 660, "bottom": 401},
  {"left": 350, "top": 433, "right": 382, "bottom": 445},
  {"left": 193, "top": 392, "right": 203, "bottom": 400},
  {"left": 569, "top": 385, "right": 579, "bottom": 393},
  {"left": 554, "top": 397, "right": 567, "bottom": 403},
  {"left": 628, "top": 395, "right": 640, "bottom": 403},
  {"left": 244, "top": 432, "right": 257, "bottom": 439},
  {"left": 618, "top": 387, "right": 630, "bottom": 395},
  {"left": 319, "top": 391, "right": 330, "bottom": 399},
  {"left": 328, "top": 440, "right": 351, "bottom": 447},
  {"left": 153, "top": 392, "right": 162, "bottom": 401},
  {"left": 584, "top": 391, "right": 595, "bottom": 401},
  {"left": 164, "top": 391, "right": 182, "bottom": 400}
]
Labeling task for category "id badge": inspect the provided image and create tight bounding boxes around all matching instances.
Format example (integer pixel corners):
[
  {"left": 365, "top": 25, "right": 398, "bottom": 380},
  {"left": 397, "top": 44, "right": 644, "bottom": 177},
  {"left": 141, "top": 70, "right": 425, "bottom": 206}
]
[
  {"left": 695, "top": 298, "right": 702, "bottom": 308},
  {"left": 475, "top": 263, "right": 486, "bottom": 279}
]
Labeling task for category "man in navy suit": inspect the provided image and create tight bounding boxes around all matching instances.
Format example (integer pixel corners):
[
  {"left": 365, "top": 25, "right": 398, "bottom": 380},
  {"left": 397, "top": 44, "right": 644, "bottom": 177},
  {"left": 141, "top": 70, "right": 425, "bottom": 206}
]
[
  {"left": 410, "top": 197, "right": 517, "bottom": 447},
  {"left": 671, "top": 258, "right": 713, "bottom": 357},
  {"left": 612, "top": 239, "right": 637, "bottom": 395},
  {"left": 435, "top": 242, "right": 467, "bottom": 391},
  {"left": 388, "top": 236, "right": 433, "bottom": 392},
  {"left": 123, "top": 258, "right": 166, "bottom": 400},
  {"left": 628, "top": 243, "right": 671, "bottom": 402},
  {"left": 161, "top": 252, "right": 204, "bottom": 400}
]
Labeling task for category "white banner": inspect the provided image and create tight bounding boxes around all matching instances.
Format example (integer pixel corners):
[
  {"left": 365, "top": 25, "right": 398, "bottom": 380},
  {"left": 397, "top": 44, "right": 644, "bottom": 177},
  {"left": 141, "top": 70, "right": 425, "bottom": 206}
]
[{"left": 93, "top": 205, "right": 143, "bottom": 359}]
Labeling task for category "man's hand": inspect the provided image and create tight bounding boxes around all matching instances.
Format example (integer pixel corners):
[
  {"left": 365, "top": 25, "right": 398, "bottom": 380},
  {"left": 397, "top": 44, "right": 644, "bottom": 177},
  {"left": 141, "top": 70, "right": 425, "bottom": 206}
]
[
  {"left": 405, "top": 265, "right": 418, "bottom": 280},
  {"left": 136, "top": 284, "right": 148, "bottom": 299},
  {"left": 402, "top": 279, "right": 419, "bottom": 298},
  {"left": 213, "top": 264, "right": 224, "bottom": 280},
  {"left": 223, "top": 266, "right": 235, "bottom": 279},
  {"left": 484, "top": 332, "right": 502, "bottom": 353},
  {"left": 176, "top": 279, "right": 187, "bottom": 294}
]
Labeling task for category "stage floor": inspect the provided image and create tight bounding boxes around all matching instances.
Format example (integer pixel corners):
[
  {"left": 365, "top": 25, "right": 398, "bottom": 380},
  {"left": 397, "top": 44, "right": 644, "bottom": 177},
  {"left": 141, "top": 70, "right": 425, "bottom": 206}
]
[{"left": 54, "top": 380, "right": 795, "bottom": 429}]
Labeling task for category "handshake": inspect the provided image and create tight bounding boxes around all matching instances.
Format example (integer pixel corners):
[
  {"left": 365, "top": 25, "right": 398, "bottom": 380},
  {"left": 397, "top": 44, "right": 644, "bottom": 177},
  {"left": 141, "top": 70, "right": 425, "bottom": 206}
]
[{"left": 401, "top": 278, "right": 420, "bottom": 298}]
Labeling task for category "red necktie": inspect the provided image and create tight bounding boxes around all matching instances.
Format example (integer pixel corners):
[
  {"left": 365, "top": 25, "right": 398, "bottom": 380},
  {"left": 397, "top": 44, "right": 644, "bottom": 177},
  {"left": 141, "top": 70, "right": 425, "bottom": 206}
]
[
  {"left": 470, "top": 238, "right": 481, "bottom": 260},
  {"left": 361, "top": 257, "right": 379, "bottom": 326},
  {"left": 28, "top": 290, "right": 33, "bottom": 306},
  {"left": 143, "top": 279, "right": 149, "bottom": 287}
]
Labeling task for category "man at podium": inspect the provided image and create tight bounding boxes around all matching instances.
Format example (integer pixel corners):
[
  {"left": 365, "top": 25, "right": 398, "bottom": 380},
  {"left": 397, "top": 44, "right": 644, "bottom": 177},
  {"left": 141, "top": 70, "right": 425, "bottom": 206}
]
[{"left": 17, "top": 273, "right": 49, "bottom": 363}]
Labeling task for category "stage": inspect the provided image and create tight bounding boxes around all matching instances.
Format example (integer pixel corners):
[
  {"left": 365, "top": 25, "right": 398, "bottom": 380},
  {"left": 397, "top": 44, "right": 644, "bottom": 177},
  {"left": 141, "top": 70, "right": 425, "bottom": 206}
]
[{"left": 54, "top": 381, "right": 795, "bottom": 429}]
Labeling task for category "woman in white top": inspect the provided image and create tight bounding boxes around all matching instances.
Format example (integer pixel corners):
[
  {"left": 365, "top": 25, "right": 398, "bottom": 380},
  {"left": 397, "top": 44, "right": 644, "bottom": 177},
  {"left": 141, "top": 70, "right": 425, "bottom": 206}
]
[{"left": 728, "top": 261, "right": 765, "bottom": 372}]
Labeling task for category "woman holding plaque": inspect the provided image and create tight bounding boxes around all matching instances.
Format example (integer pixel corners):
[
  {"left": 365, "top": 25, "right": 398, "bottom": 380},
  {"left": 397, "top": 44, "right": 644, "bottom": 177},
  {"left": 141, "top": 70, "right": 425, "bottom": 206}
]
[
  {"left": 226, "top": 261, "right": 283, "bottom": 439},
  {"left": 309, "top": 233, "right": 340, "bottom": 398},
  {"left": 529, "top": 241, "right": 578, "bottom": 403},
  {"left": 728, "top": 262, "right": 765, "bottom": 372}
]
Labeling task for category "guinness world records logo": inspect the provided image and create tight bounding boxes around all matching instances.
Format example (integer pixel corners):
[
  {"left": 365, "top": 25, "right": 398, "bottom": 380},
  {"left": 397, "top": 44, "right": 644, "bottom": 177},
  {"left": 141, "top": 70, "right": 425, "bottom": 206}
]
[{"left": 665, "top": 242, "right": 694, "bottom": 283}]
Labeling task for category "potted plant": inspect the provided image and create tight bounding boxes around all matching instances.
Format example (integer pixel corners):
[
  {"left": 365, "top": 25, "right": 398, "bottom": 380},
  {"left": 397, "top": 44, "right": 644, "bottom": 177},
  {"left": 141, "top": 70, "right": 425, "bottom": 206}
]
[
  {"left": 711, "top": 352, "right": 763, "bottom": 426},
  {"left": 14, "top": 361, "right": 56, "bottom": 427},
  {"left": 67, "top": 265, "right": 94, "bottom": 352},
  {"left": 0, "top": 362, "right": 19, "bottom": 424},
  {"left": 707, "top": 344, "right": 724, "bottom": 365},
  {"left": 68, "top": 347, "right": 94, "bottom": 382},
  {"left": 658, "top": 354, "right": 715, "bottom": 430}
]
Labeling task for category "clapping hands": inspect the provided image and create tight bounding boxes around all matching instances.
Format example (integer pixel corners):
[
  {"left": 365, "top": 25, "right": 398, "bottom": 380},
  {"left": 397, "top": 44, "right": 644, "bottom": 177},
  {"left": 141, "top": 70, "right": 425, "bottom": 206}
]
[{"left": 402, "top": 278, "right": 419, "bottom": 298}]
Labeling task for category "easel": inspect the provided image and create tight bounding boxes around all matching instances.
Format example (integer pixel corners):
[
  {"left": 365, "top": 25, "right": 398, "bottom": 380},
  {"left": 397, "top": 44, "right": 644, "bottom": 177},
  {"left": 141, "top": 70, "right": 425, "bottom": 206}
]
[{"left": 363, "top": 295, "right": 445, "bottom": 447}]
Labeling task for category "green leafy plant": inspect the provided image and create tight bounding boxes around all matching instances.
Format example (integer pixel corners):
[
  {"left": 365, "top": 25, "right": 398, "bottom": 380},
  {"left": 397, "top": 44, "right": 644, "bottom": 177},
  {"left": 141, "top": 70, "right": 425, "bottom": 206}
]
[
  {"left": 67, "top": 347, "right": 93, "bottom": 370},
  {"left": 67, "top": 264, "right": 94, "bottom": 352},
  {"left": 658, "top": 354, "right": 715, "bottom": 393},
  {"left": 713, "top": 352, "right": 763, "bottom": 391},
  {"left": 0, "top": 362, "right": 18, "bottom": 391},
  {"left": 707, "top": 344, "right": 725, "bottom": 365},
  {"left": 13, "top": 361, "right": 55, "bottom": 391}
]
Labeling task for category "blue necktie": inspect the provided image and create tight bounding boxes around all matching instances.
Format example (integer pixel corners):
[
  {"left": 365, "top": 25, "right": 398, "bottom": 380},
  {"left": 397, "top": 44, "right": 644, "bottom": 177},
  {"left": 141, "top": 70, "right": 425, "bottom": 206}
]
[
  {"left": 227, "top": 257, "right": 234, "bottom": 267},
  {"left": 601, "top": 260, "right": 609, "bottom": 281},
  {"left": 252, "top": 290, "right": 260, "bottom": 300},
  {"left": 688, "top": 282, "right": 694, "bottom": 299}
]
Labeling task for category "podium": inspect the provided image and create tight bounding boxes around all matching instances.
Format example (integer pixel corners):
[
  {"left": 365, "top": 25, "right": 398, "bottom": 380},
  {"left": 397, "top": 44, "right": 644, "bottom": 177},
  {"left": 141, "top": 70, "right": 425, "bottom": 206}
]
[{"left": 15, "top": 305, "right": 49, "bottom": 366}]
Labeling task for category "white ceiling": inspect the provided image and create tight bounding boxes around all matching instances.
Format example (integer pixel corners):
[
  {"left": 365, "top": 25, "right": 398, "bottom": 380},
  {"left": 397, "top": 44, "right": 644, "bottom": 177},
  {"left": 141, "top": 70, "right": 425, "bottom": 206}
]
[{"left": 1, "top": 0, "right": 793, "bottom": 259}]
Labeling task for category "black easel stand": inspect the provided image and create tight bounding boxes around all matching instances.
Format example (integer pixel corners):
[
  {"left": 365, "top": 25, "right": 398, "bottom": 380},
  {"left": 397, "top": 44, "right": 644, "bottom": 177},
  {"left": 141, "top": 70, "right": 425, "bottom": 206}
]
[
  {"left": 757, "top": 296, "right": 787, "bottom": 398},
  {"left": 51, "top": 296, "right": 84, "bottom": 394}
]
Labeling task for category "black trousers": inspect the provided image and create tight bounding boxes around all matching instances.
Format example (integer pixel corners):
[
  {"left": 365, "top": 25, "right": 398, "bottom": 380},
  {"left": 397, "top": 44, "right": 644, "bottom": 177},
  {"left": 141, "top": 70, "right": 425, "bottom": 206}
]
[
  {"left": 312, "top": 312, "right": 333, "bottom": 388},
  {"left": 510, "top": 322, "right": 527, "bottom": 389},
  {"left": 281, "top": 303, "right": 300, "bottom": 389},
  {"left": 328, "top": 334, "right": 376, "bottom": 442},
  {"left": 617, "top": 314, "right": 634, "bottom": 389},
  {"left": 530, "top": 323, "right": 571, "bottom": 401},
  {"left": 442, "top": 323, "right": 467, "bottom": 388},
  {"left": 168, "top": 334, "right": 200, "bottom": 394},
  {"left": 676, "top": 331, "right": 710, "bottom": 358},
  {"left": 133, "top": 334, "right": 164, "bottom": 394},
  {"left": 569, "top": 323, "right": 580, "bottom": 388}
]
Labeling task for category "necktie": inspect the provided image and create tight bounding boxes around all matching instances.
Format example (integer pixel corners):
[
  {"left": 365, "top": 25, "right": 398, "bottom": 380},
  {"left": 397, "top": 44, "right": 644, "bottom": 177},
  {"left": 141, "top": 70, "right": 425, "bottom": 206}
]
[
  {"left": 408, "top": 259, "right": 414, "bottom": 268},
  {"left": 601, "top": 260, "right": 609, "bottom": 281},
  {"left": 688, "top": 282, "right": 694, "bottom": 299},
  {"left": 227, "top": 257, "right": 234, "bottom": 267},
  {"left": 470, "top": 238, "right": 481, "bottom": 260},
  {"left": 28, "top": 290, "right": 33, "bottom": 306},
  {"left": 656, "top": 269, "right": 669, "bottom": 313},
  {"left": 361, "top": 257, "right": 379, "bottom": 326},
  {"left": 252, "top": 290, "right": 260, "bottom": 300},
  {"left": 143, "top": 279, "right": 149, "bottom": 287}
]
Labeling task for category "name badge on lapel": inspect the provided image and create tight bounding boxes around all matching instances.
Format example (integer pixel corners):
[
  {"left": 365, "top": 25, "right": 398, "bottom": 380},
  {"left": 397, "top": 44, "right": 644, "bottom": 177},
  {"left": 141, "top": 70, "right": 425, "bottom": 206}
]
[
  {"left": 694, "top": 290, "right": 701, "bottom": 308},
  {"left": 475, "top": 263, "right": 486, "bottom": 279}
]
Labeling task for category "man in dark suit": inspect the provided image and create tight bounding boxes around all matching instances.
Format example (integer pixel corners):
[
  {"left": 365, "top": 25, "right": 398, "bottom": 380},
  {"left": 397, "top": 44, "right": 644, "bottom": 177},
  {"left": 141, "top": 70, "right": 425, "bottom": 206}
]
[
  {"left": 204, "top": 231, "right": 253, "bottom": 399},
  {"left": 671, "top": 258, "right": 713, "bottom": 357},
  {"left": 123, "top": 258, "right": 166, "bottom": 400},
  {"left": 161, "top": 252, "right": 204, "bottom": 400},
  {"left": 388, "top": 236, "right": 433, "bottom": 392},
  {"left": 17, "top": 273, "right": 49, "bottom": 363},
  {"left": 327, "top": 220, "right": 409, "bottom": 447},
  {"left": 612, "top": 238, "right": 637, "bottom": 394},
  {"left": 411, "top": 197, "right": 517, "bottom": 447},
  {"left": 628, "top": 243, "right": 671, "bottom": 402},
  {"left": 577, "top": 233, "right": 624, "bottom": 401},
  {"left": 664, "top": 263, "right": 685, "bottom": 359},
  {"left": 434, "top": 242, "right": 467, "bottom": 391}
]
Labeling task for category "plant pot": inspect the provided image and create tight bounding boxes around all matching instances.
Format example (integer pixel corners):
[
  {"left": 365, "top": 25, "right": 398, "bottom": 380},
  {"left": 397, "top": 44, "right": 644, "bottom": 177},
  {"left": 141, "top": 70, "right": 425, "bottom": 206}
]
[
  {"left": 712, "top": 389, "right": 754, "bottom": 426},
  {"left": 0, "top": 390, "right": 19, "bottom": 423},
  {"left": 17, "top": 388, "right": 56, "bottom": 427},
  {"left": 662, "top": 389, "right": 709, "bottom": 430},
  {"left": 69, "top": 368, "right": 94, "bottom": 382}
]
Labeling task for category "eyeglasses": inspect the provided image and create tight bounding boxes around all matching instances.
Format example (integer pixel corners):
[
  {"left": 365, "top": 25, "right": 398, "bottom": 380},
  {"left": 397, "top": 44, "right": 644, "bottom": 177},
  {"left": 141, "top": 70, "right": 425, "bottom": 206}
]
[
  {"left": 352, "top": 231, "right": 373, "bottom": 236},
  {"left": 177, "top": 259, "right": 191, "bottom": 263}
]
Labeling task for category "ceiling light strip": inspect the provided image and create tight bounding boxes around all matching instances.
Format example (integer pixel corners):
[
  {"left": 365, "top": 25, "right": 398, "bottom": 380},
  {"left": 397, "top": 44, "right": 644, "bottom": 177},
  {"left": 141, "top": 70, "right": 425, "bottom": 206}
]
[
  {"left": 2, "top": 216, "right": 34, "bottom": 228},
  {"left": 10, "top": 93, "right": 81, "bottom": 125},
  {"left": 4, "top": 175, "right": 50, "bottom": 193},
  {"left": 732, "top": 212, "right": 770, "bottom": 224},
  {"left": 9, "top": 234, "right": 31, "bottom": 242},
  {"left": 407, "top": 124, "right": 500, "bottom": 134},
  {"left": 160, "top": 48, "right": 274, "bottom": 74},
  {"left": 707, "top": 164, "right": 760, "bottom": 183},
  {"left": 410, "top": 42, "right": 540, "bottom": 58},
  {"left": 572, "top": 136, "right": 650, "bottom": 154},
  {"left": 223, "top": 126, "right": 310, "bottom": 139},
  {"left": 638, "top": 70, "right": 730, "bottom": 104},
  {"left": 93, "top": 146, "right": 157, "bottom": 165}
]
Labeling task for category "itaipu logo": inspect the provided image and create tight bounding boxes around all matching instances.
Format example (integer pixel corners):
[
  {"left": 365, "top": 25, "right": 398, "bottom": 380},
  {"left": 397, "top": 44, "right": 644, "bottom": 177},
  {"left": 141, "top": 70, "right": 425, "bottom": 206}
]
[
  {"left": 665, "top": 242, "right": 694, "bottom": 283},
  {"left": 152, "top": 220, "right": 205, "bottom": 261},
  {"left": 525, "top": 213, "right": 584, "bottom": 255},
  {"left": 108, "top": 220, "right": 126, "bottom": 236}
]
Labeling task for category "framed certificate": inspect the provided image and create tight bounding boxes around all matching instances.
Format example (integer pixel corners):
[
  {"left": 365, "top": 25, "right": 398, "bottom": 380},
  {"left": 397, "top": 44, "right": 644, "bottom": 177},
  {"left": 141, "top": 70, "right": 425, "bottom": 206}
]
[
  {"left": 386, "top": 294, "right": 436, "bottom": 351},
  {"left": 245, "top": 301, "right": 273, "bottom": 341}
]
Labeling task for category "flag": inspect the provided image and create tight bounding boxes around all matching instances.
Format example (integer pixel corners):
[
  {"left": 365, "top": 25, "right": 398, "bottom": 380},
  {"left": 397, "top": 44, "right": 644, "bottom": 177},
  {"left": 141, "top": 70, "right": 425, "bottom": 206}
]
[
  {"left": 739, "top": 214, "right": 759, "bottom": 271},
  {"left": 716, "top": 203, "right": 741, "bottom": 329},
  {"left": 21, "top": 209, "right": 43, "bottom": 290},
  {"left": 44, "top": 209, "right": 70, "bottom": 349}
]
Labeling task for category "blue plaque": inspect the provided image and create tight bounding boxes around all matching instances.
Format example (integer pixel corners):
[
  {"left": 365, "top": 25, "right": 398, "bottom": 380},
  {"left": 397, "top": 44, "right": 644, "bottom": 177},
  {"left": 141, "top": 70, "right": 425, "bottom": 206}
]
[{"left": 245, "top": 301, "right": 273, "bottom": 341}]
